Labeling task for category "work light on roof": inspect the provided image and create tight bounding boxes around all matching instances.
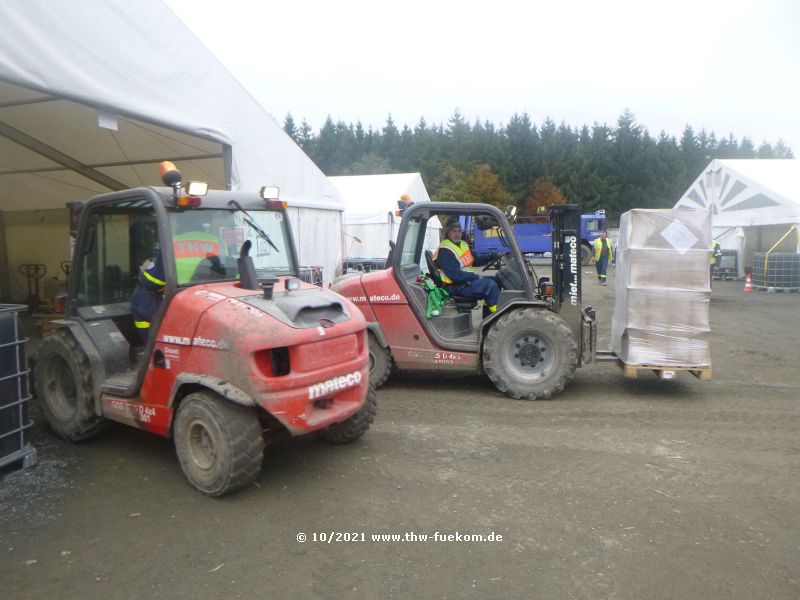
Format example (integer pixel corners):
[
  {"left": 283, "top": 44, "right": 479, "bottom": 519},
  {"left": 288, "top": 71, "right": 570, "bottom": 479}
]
[
  {"left": 260, "top": 186, "right": 280, "bottom": 200},
  {"left": 185, "top": 181, "right": 208, "bottom": 196}
]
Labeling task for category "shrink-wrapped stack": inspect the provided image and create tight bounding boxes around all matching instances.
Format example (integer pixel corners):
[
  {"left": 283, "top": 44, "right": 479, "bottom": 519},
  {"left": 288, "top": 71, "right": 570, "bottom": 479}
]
[{"left": 611, "top": 209, "right": 712, "bottom": 366}]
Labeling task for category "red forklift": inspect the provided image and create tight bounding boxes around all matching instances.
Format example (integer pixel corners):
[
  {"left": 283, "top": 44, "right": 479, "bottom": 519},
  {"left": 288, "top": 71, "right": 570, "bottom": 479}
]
[
  {"left": 331, "top": 202, "right": 600, "bottom": 399},
  {"left": 35, "top": 164, "right": 376, "bottom": 496}
]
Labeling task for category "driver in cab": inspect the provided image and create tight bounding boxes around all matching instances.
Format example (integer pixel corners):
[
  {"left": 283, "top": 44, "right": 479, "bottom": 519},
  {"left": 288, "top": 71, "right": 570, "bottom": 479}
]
[{"left": 434, "top": 218, "right": 500, "bottom": 318}]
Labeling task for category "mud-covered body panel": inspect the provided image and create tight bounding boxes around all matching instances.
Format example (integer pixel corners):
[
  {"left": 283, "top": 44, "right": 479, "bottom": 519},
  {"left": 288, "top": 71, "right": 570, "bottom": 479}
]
[
  {"left": 121, "top": 277, "right": 369, "bottom": 436},
  {"left": 331, "top": 269, "right": 480, "bottom": 372}
]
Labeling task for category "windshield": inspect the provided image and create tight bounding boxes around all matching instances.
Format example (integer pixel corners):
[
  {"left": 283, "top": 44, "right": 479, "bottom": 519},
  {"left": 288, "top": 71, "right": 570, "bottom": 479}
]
[{"left": 169, "top": 207, "right": 296, "bottom": 285}]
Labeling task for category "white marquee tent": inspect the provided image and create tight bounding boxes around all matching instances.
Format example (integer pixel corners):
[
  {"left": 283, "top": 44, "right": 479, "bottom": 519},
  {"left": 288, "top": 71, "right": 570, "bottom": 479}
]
[
  {"left": 0, "top": 0, "right": 343, "bottom": 301},
  {"left": 330, "top": 173, "right": 441, "bottom": 261},
  {"left": 674, "top": 159, "right": 800, "bottom": 276}
]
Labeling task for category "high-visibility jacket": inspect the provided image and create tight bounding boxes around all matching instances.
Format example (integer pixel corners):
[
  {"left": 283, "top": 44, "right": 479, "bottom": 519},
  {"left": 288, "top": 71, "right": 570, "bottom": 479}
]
[
  {"left": 710, "top": 242, "right": 722, "bottom": 265},
  {"left": 593, "top": 237, "right": 613, "bottom": 262},
  {"left": 433, "top": 239, "right": 475, "bottom": 285},
  {"left": 173, "top": 232, "right": 223, "bottom": 284},
  {"left": 131, "top": 253, "right": 165, "bottom": 332}
]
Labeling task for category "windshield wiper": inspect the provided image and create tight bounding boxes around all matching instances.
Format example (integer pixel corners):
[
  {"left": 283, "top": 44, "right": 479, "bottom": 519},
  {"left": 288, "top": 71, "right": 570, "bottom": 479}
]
[{"left": 228, "top": 199, "right": 280, "bottom": 253}]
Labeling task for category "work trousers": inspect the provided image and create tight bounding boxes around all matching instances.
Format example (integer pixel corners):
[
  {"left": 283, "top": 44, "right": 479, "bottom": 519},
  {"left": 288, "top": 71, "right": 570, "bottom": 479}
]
[
  {"left": 448, "top": 276, "right": 500, "bottom": 307},
  {"left": 595, "top": 257, "right": 609, "bottom": 282}
]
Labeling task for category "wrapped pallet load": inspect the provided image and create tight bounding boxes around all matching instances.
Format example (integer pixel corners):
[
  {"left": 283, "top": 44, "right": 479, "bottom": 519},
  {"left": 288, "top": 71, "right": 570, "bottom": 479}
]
[{"left": 611, "top": 209, "right": 712, "bottom": 367}]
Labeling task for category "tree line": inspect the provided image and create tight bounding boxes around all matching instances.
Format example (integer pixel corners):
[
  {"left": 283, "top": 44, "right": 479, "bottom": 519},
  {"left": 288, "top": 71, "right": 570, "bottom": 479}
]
[{"left": 283, "top": 110, "right": 794, "bottom": 223}]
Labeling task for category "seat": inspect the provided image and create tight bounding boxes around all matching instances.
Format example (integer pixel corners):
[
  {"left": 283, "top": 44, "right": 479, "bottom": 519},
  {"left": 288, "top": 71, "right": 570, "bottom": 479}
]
[{"left": 424, "top": 250, "right": 478, "bottom": 311}]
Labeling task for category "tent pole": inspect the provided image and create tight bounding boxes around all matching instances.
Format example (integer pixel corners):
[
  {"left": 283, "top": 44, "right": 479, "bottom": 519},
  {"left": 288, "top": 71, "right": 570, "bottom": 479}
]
[
  {"left": 223, "top": 144, "right": 233, "bottom": 190},
  {"left": 0, "top": 212, "right": 10, "bottom": 302}
]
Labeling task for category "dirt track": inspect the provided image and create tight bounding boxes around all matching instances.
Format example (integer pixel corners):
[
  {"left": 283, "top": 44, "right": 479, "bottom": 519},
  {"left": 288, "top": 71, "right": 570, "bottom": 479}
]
[{"left": 2, "top": 275, "right": 799, "bottom": 599}]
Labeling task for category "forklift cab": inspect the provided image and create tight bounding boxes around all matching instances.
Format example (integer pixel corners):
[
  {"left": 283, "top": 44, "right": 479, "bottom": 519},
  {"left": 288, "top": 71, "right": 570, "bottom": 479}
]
[
  {"left": 391, "top": 202, "right": 546, "bottom": 347},
  {"left": 67, "top": 187, "right": 299, "bottom": 391}
]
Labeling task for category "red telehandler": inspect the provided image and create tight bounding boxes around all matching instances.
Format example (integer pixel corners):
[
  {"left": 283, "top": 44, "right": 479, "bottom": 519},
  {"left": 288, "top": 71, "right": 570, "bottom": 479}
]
[{"left": 36, "top": 164, "right": 376, "bottom": 496}]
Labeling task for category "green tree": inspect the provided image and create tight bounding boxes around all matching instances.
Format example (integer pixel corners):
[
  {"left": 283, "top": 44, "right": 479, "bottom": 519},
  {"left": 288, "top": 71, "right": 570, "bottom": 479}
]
[
  {"left": 283, "top": 113, "right": 298, "bottom": 142},
  {"left": 431, "top": 165, "right": 469, "bottom": 203},
  {"left": 346, "top": 152, "right": 392, "bottom": 175},
  {"left": 381, "top": 114, "right": 401, "bottom": 168}
]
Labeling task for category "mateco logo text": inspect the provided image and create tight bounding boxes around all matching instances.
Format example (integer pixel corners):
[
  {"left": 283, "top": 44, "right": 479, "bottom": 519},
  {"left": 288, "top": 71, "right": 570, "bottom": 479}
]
[
  {"left": 308, "top": 370, "right": 362, "bottom": 400},
  {"left": 567, "top": 235, "right": 579, "bottom": 306}
]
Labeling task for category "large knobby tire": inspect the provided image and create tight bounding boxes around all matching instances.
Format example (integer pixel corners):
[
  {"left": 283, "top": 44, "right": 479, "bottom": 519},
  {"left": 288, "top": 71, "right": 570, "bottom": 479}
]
[
  {"left": 35, "top": 330, "right": 104, "bottom": 441},
  {"left": 368, "top": 333, "right": 393, "bottom": 388},
  {"left": 483, "top": 308, "right": 578, "bottom": 400},
  {"left": 582, "top": 244, "right": 594, "bottom": 265},
  {"left": 173, "top": 392, "right": 264, "bottom": 497},
  {"left": 319, "top": 384, "right": 377, "bottom": 444}
]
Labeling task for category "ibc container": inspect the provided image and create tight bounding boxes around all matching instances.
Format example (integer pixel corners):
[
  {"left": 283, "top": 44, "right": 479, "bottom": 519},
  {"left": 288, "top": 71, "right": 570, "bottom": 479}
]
[
  {"left": 752, "top": 253, "right": 800, "bottom": 290},
  {"left": 0, "top": 304, "right": 37, "bottom": 470}
]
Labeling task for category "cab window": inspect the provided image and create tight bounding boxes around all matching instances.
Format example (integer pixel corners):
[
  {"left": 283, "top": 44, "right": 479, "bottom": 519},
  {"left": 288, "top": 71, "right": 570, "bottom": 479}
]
[{"left": 73, "top": 200, "right": 157, "bottom": 308}]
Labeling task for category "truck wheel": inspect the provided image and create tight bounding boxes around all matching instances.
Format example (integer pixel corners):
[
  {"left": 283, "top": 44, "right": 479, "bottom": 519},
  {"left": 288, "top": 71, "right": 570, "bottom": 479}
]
[
  {"left": 368, "top": 333, "right": 393, "bottom": 388},
  {"left": 36, "top": 330, "right": 104, "bottom": 441},
  {"left": 319, "top": 384, "right": 377, "bottom": 444},
  {"left": 582, "top": 244, "right": 593, "bottom": 265},
  {"left": 483, "top": 308, "right": 578, "bottom": 400},
  {"left": 173, "top": 392, "right": 264, "bottom": 497}
]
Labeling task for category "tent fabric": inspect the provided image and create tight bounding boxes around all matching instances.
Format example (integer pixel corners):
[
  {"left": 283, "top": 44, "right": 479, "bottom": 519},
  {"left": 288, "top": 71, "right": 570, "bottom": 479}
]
[
  {"left": 330, "top": 173, "right": 441, "bottom": 260},
  {"left": 674, "top": 159, "right": 800, "bottom": 276},
  {"left": 0, "top": 0, "right": 342, "bottom": 210},
  {"left": 331, "top": 173, "right": 433, "bottom": 225},
  {"left": 674, "top": 159, "right": 800, "bottom": 227},
  {"left": 0, "top": 0, "right": 344, "bottom": 288}
]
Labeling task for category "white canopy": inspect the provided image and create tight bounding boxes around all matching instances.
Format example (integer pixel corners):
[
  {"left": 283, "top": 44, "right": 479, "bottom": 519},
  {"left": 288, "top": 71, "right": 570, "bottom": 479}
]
[
  {"left": 0, "top": 0, "right": 342, "bottom": 210},
  {"left": 675, "top": 159, "right": 800, "bottom": 227},
  {"left": 330, "top": 173, "right": 440, "bottom": 260},
  {"left": 331, "top": 173, "right": 433, "bottom": 225},
  {"left": 0, "top": 0, "right": 344, "bottom": 295},
  {"left": 674, "top": 159, "right": 800, "bottom": 275}
]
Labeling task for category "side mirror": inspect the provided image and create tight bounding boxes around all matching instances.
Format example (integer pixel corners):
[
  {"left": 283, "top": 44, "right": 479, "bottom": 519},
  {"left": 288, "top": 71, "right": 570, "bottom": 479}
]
[{"left": 504, "top": 205, "right": 518, "bottom": 223}]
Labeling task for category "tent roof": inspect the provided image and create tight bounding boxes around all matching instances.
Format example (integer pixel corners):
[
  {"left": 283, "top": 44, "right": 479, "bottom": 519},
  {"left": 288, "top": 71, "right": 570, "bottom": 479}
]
[
  {"left": 329, "top": 173, "right": 435, "bottom": 225},
  {"left": 0, "top": 0, "right": 342, "bottom": 212},
  {"left": 674, "top": 159, "right": 800, "bottom": 227}
]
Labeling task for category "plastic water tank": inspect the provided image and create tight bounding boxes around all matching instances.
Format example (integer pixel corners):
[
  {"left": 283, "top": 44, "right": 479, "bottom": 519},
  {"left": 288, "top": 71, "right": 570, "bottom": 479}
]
[{"left": 0, "top": 305, "right": 37, "bottom": 470}]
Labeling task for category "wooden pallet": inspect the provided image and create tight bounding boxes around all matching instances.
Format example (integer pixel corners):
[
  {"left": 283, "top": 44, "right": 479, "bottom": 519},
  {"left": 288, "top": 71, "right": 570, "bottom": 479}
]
[{"left": 621, "top": 362, "right": 712, "bottom": 381}]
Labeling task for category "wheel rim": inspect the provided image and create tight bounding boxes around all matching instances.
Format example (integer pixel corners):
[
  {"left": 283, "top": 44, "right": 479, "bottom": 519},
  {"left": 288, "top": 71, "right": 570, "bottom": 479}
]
[
  {"left": 187, "top": 419, "right": 218, "bottom": 471},
  {"left": 44, "top": 354, "right": 78, "bottom": 420},
  {"left": 505, "top": 331, "right": 556, "bottom": 380},
  {"left": 368, "top": 351, "right": 376, "bottom": 372}
]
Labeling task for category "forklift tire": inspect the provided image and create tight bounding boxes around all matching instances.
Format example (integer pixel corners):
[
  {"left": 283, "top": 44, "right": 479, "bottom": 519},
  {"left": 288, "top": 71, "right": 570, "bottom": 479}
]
[
  {"left": 581, "top": 244, "right": 593, "bottom": 265},
  {"left": 319, "top": 384, "right": 377, "bottom": 444},
  {"left": 368, "top": 333, "right": 393, "bottom": 388},
  {"left": 483, "top": 308, "right": 578, "bottom": 400},
  {"left": 173, "top": 392, "right": 264, "bottom": 497},
  {"left": 35, "top": 330, "right": 105, "bottom": 441}
]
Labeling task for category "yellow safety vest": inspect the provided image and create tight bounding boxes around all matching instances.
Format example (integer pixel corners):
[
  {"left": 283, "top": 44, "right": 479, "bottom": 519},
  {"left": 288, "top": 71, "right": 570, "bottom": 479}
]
[
  {"left": 173, "top": 232, "right": 223, "bottom": 285},
  {"left": 710, "top": 243, "right": 722, "bottom": 265},
  {"left": 433, "top": 239, "right": 475, "bottom": 285},
  {"left": 594, "top": 237, "right": 613, "bottom": 262}
]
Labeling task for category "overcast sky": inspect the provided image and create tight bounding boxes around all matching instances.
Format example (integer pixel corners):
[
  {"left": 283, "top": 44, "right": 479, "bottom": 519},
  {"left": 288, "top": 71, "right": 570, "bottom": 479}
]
[{"left": 165, "top": 0, "right": 799, "bottom": 152}]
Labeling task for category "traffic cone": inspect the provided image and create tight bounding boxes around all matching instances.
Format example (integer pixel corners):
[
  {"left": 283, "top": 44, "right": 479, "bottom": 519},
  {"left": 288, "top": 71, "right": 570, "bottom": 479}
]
[{"left": 743, "top": 274, "right": 753, "bottom": 292}]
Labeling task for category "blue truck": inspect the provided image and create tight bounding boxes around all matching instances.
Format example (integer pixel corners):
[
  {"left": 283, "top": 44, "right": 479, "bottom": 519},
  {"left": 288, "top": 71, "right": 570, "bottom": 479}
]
[{"left": 463, "top": 209, "right": 607, "bottom": 265}]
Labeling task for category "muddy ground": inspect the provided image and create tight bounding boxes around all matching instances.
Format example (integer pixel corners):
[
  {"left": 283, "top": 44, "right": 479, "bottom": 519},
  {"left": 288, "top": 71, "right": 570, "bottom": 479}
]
[{"left": 1, "top": 273, "right": 798, "bottom": 599}]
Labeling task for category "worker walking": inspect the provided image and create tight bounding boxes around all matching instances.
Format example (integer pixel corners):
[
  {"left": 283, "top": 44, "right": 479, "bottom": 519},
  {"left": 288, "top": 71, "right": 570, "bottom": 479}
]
[
  {"left": 592, "top": 230, "right": 614, "bottom": 285},
  {"left": 434, "top": 218, "right": 500, "bottom": 318},
  {"left": 710, "top": 240, "right": 722, "bottom": 286},
  {"left": 130, "top": 250, "right": 166, "bottom": 343}
]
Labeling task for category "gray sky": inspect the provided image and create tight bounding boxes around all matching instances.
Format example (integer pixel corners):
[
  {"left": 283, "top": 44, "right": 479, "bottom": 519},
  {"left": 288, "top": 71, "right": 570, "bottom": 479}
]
[{"left": 165, "top": 0, "right": 799, "bottom": 152}]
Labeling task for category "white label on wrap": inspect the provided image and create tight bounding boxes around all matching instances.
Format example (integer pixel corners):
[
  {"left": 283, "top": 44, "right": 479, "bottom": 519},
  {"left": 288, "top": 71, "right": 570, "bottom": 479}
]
[{"left": 660, "top": 220, "right": 698, "bottom": 255}]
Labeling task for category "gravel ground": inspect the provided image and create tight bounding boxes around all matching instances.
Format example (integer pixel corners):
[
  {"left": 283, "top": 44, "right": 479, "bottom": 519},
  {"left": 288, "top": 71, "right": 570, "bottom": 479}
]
[{"left": 1, "top": 275, "right": 798, "bottom": 599}]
